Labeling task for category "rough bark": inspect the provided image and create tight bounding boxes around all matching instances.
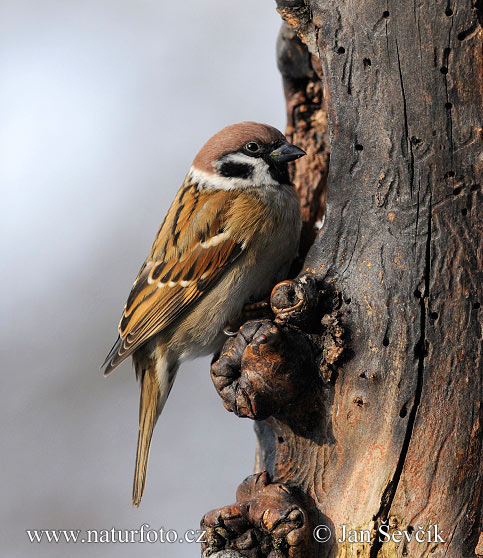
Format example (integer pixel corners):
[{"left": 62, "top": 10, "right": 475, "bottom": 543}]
[{"left": 202, "top": 1, "right": 482, "bottom": 557}]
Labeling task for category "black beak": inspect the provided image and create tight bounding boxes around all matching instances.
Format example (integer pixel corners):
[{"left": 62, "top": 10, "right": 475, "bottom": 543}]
[{"left": 270, "top": 142, "right": 306, "bottom": 163}]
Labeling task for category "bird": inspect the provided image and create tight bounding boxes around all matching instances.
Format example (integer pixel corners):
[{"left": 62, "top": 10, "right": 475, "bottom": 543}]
[{"left": 102, "top": 121, "right": 305, "bottom": 506}]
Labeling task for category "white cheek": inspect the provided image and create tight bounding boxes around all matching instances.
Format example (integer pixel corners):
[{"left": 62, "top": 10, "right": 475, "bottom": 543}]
[
  {"left": 223, "top": 153, "right": 278, "bottom": 186},
  {"left": 253, "top": 159, "right": 277, "bottom": 185},
  {"left": 189, "top": 152, "right": 280, "bottom": 191}
]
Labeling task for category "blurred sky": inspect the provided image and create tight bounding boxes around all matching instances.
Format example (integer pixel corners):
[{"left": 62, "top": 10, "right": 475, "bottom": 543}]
[{"left": 0, "top": 1, "right": 285, "bottom": 556}]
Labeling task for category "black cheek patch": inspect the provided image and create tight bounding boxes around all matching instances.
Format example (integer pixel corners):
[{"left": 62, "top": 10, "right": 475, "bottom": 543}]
[{"left": 219, "top": 161, "right": 253, "bottom": 179}]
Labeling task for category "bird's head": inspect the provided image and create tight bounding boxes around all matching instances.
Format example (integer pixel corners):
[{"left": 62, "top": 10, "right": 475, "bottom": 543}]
[{"left": 190, "top": 121, "right": 306, "bottom": 190}]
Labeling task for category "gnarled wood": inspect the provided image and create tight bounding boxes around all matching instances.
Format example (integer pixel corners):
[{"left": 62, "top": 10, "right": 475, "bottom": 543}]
[
  {"left": 201, "top": 471, "right": 315, "bottom": 557},
  {"left": 202, "top": 1, "right": 481, "bottom": 557},
  {"left": 253, "top": 1, "right": 482, "bottom": 557}
]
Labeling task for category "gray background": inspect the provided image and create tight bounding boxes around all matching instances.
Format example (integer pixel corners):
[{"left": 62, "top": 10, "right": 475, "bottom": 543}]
[{"left": 0, "top": 1, "right": 285, "bottom": 556}]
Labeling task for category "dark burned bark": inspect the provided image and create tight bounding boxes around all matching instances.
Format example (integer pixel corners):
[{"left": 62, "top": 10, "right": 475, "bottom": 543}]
[{"left": 202, "top": 2, "right": 482, "bottom": 558}]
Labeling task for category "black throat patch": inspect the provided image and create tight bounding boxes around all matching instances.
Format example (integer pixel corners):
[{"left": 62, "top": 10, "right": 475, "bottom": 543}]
[{"left": 267, "top": 161, "right": 290, "bottom": 184}]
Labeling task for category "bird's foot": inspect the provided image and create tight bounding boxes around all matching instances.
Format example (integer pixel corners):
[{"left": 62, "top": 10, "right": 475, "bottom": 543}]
[{"left": 223, "top": 299, "right": 272, "bottom": 337}]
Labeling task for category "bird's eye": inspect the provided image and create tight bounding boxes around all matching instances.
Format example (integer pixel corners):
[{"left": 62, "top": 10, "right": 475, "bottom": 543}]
[{"left": 245, "top": 141, "right": 261, "bottom": 153}]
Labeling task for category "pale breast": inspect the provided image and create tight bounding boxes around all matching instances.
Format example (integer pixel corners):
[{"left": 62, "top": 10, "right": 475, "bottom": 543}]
[{"left": 162, "top": 183, "right": 301, "bottom": 360}]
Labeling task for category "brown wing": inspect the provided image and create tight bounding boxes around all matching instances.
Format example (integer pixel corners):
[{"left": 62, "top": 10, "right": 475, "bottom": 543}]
[{"left": 102, "top": 183, "right": 254, "bottom": 375}]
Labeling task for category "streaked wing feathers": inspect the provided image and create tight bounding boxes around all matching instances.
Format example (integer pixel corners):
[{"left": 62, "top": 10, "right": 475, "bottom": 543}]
[{"left": 103, "top": 184, "right": 250, "bottom": 375}]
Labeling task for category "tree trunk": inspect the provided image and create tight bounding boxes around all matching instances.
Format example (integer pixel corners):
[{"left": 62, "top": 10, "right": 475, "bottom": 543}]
[{"left": 202, "top": 2, "right": 482, "bottom": 557}]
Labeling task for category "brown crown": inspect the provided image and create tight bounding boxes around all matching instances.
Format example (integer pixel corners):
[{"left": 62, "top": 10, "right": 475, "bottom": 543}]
[{"left": 192, "top": 122, "right": 286, "bottom": 173}]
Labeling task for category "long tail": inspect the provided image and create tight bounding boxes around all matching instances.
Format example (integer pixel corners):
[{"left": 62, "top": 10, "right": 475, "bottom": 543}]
[{"left": 132, "top": 358, "right": 177, "bottom": 507}]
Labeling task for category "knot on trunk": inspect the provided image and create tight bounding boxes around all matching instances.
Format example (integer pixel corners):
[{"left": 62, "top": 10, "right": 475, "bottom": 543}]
[
  {"left": 211, "top": 275, "right": 345, "bottom": 421},
  {"left": 210, "top": 319, "right": 315, "bottom": 420},
  {"left": 270, "top": 275, "right": 320, "bottom": 327},
  {"left": 201, "top": 471, "right": 314, "bottom": 558}
]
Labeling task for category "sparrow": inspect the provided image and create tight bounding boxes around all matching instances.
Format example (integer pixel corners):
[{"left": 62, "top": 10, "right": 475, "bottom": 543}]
[{"left": 102, "top": 121, "right": 305, "bottom": 506}]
